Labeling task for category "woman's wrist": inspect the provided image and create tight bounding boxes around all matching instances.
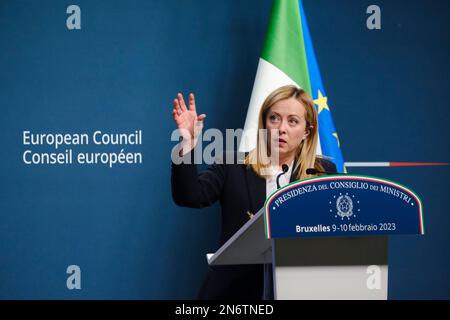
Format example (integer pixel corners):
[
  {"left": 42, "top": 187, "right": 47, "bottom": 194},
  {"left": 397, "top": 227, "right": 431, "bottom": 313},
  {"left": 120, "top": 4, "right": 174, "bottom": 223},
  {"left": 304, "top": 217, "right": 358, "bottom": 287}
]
[{"left": 179, "top": 137, "right": 198, "bottom": 156}]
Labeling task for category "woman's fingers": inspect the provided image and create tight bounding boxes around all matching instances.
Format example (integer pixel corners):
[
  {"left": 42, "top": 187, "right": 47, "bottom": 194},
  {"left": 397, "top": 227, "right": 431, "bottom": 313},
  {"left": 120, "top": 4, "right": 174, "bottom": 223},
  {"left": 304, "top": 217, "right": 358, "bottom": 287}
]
[
  {"left": 173, "top": 98, "right": 182, "bottom": 115},
  {"left": 177, "top": 93, "right": 187, "bottom": 112},
  {"left": 172, "top": 109, "right": 178, "bottom": 121},
  {"left": 189, "top": 93, "right": 196, "bottom": 111},
  {"left": 173, "top": 92, "right": 200, "bottom": 128}
]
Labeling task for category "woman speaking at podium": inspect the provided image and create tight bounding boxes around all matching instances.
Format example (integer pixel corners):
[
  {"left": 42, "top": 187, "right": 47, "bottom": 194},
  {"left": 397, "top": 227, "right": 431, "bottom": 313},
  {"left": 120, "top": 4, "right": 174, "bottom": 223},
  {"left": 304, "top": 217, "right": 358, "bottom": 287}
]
[{"left": 171, "top": 85, "right": 336, "bottom": 300}]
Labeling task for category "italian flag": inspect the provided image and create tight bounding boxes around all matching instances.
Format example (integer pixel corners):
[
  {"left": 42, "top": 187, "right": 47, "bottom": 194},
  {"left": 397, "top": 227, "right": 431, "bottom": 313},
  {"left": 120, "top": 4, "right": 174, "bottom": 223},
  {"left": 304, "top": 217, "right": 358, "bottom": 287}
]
[{"left": 239, "top": 0, "right": 346, "bottom": 173}]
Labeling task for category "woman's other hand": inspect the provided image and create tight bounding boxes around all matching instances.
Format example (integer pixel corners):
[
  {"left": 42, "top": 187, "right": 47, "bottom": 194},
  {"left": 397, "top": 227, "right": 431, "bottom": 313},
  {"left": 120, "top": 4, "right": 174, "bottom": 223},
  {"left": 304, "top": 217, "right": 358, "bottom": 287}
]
[{"left": 172, "top": 93, "right": 206, "bottom": 155}]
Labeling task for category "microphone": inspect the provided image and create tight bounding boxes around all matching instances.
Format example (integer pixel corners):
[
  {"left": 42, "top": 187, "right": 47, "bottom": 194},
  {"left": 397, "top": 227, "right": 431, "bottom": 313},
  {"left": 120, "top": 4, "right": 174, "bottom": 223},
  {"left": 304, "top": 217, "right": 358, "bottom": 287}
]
[
  {"left": 306, "top": 168, "right": 337, "bottom": 175},
  {"left": 276, "top": 164, "right": 289, "bottom": 189}
]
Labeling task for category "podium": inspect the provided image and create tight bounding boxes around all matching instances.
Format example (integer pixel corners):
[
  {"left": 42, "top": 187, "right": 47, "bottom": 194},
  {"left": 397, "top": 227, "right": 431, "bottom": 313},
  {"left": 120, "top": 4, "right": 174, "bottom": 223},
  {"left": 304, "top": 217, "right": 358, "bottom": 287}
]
[{"left": 207, "top": 175, "right": 424, "bottom": 300}]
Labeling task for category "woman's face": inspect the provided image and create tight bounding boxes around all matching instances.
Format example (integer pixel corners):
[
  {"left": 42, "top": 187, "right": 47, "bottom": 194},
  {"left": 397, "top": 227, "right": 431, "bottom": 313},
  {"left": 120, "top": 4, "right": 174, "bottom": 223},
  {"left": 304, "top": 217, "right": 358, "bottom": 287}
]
[{"left": 265, "top": 97, "right": 308, "bottom": 160}]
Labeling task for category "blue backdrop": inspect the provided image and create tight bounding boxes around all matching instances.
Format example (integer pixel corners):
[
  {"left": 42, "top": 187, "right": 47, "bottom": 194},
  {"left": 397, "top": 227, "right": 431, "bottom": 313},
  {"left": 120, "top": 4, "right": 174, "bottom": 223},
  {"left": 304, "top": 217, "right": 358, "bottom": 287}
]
[{"left": 0, "top": 0, "right": 448, "bottom": 299}]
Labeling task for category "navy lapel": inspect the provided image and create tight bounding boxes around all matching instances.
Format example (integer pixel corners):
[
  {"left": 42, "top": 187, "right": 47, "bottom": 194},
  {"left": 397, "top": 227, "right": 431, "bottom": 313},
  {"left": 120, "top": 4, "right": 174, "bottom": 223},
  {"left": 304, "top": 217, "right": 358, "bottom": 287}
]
[
  {"left": 289, "top": 158, "right": 300, "bottom": 183},
  {"left": 244, "top": 166, "right": 266, "bottom": 213}
]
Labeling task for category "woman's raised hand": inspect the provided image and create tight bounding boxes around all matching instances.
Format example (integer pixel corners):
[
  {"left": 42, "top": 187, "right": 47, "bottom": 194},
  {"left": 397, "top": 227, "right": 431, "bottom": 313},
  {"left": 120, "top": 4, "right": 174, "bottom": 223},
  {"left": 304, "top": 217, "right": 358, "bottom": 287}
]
[{"left": 172, "top": 93, "right": 206, "bottom": 153}]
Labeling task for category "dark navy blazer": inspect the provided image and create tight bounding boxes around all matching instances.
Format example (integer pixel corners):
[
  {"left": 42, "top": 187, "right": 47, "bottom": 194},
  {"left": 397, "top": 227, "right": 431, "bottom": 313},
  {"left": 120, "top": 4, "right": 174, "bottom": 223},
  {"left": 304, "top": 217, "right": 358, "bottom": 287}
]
[{"left": 171, "top": 151, "right": 337, "bottom": 300}]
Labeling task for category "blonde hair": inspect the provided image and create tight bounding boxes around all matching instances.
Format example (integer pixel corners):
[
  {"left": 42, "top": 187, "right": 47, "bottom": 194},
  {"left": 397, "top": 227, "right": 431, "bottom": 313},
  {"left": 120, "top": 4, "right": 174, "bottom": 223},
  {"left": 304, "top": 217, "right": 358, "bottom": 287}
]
[{"left": 244, "top": 85, "right": 324, "bottom": 180}]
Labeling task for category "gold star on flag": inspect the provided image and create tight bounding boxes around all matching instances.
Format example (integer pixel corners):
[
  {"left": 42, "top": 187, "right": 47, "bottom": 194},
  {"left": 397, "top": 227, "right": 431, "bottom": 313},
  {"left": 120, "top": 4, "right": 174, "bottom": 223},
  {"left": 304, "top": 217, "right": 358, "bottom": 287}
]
[
  {"left": 332, "top": 132, "right": 340, "bottom": 148},
  {"left": 314, "top": 90, "right": 330, "bottom": 114}
]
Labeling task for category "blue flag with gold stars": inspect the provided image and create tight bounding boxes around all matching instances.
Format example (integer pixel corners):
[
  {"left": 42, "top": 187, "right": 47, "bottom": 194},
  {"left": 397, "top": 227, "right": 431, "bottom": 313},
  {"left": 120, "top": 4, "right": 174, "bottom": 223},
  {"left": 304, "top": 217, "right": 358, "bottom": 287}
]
[{"left": 300, "top": 1, "right": 346, "bottom": 173}]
